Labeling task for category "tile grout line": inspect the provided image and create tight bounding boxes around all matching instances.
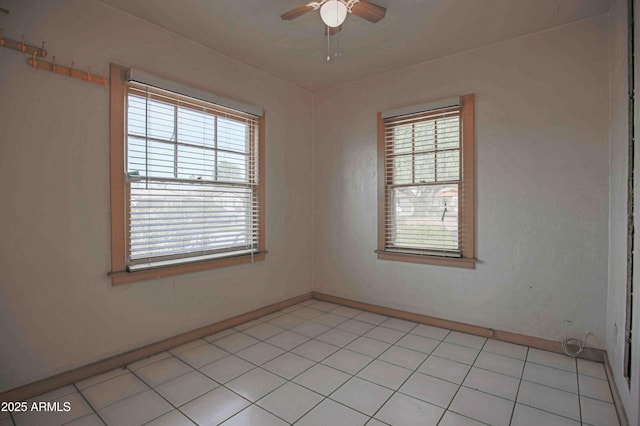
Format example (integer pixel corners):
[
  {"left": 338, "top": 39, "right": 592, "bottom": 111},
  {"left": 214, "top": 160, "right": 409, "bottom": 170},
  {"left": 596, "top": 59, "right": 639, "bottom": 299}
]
[
  {"left": 164, "top": 350, "right": 256, "bottom": 413},
  {"left": 230, "top": 399, "right": 295, "bottom": 425},
  {"left": 73, "top": 351, "right": 185, "bottom": 418},
  {"left": 575, "top": 356, "right": 583, "bottom": 425},
  {"left": 263, "top": 305, "right": 405, "bottom": 424},
  {"left": 517, "top": 378, "right": 580, "bottom": 396},
  {"left": 328, "top": 323, "right": 425, "bottom": 424},
  {"left": 125, "top": 363, "right": 199, "bottom": 426},
  {"left": 320, "top": 318, "right": 424, "bottom": 423},
  {"left": 507, "top": 345, "right": 530, "bottom": 425},
  {"left": 79, "top": 373, "right": 151, "bottom": 411},
  {"left": 256, "top": 304, "right": 379, "bottom": 424},
  {"left": 436, "top": 336, "right": 492, "bottom": 425},
  {"left": 69, "top": 383, "right": 108, "bottom": 425},
  {"left": 195, "top": 364, "right": 289, "bottom": 424},
  {"left": 514, "top": 403, "right": 588, "bottom": 425},
  {"left": 509, "top": 354, "right": 595, "bottom": 424},
  {"left": 222, "top": 361, "right": 321, "bottom": 424},
  {"left": 512, "top": 357, "right": 613, "bottom": 401},
  {"left": 174, "top": 376, "right": 256, "bottom": 425},
  {"left": 525, "top": 358, "right": 585, "bottom": 374},
  {"left": 368, "top": 327, "right": 455, "bottom": 424},
  {"left": 123, "top": 342, "right": 278, "bottom": 426},
  {"left": 517, "top": 375, "right": 614, "bottom": 403},
  {"left": 454, "top": 349, "right": 536, "bottom": 406},
  {"left": 274, "top": 304, "right": 352, "bottom": 424}
]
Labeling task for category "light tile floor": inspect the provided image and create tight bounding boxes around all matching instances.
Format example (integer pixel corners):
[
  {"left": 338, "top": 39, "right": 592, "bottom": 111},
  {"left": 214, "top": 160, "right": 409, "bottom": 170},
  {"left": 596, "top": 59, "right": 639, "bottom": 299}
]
[{"left": 5, "top": 299, "right": 620, "bottom": 426}]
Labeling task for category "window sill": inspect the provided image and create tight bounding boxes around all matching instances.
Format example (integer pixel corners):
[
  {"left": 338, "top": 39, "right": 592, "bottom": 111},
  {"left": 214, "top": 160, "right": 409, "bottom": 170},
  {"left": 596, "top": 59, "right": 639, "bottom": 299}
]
[
  {"left": 376, "top": 250, "right": 476, "bottom": 269},
  {"left": 109, "top": 251, "right": 266, "bottom": 285}
]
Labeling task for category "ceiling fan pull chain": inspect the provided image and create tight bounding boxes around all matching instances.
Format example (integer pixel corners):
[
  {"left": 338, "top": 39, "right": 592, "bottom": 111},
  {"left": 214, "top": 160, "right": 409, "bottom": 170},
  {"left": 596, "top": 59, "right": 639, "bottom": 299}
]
[{"left": 326, "top": 26, "right": 332, "bottom": 62}]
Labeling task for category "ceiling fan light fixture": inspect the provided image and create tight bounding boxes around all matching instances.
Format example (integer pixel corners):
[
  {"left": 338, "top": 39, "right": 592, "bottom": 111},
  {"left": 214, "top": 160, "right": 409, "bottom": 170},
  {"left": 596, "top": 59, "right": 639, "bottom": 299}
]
[{"left": 320, "top": 0, "right": 348, "bottom": 27}]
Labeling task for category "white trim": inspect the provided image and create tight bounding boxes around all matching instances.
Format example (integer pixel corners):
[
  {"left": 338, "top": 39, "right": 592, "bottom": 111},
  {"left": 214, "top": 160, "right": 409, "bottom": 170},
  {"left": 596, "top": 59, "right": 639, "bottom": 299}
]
[
  {"left": 382, "top": 96, "right": 460, "bottom": 119},
  {"left": 127, "top": 69, "right": 264, "bottom": 117}
]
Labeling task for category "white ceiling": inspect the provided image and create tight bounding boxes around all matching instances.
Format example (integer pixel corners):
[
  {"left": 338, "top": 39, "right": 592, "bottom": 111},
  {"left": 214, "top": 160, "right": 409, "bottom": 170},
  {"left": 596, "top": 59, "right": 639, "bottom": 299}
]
[{"left": 98, "top": 0, "right": 611, "bottom": 92}]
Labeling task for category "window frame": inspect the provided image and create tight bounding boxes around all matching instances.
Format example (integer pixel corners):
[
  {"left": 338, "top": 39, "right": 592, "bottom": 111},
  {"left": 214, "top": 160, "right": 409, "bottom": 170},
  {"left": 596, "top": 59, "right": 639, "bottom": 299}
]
[
  {"left": 376, "top": 94, "right": 475, "bottom": 269},
  {"left": 109, "top": 64, "right": 266, "bottom": 285}
]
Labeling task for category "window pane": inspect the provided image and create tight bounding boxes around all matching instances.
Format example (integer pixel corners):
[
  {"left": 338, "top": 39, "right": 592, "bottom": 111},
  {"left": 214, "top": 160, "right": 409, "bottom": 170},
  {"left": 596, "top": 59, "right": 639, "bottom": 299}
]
[
  {"left": 392, "top": 155, "right": 413, "bottom": 185},
  {"left": 127, "top": 95, "right": 147, "bottom": 137},
  {"left": 127, "top": 137, "right": 175, "bottom": 178},
  {"left": 177, "top": 145, "right": 215, "bottom": 180},
  {"left": 414, "top": 153, "right": 435, "bottom": 183},
  {"left": 392, "top": 125, "right": 413, "bottom": 154},
  {"left": 147, "top": 140, "right": 175, "bottom": 178},
  {"left": 127, "top": 136, "right": 147, "bottom": 175},
  {"left": 147, "top": 99, "right": 175, "bottom": 141},
  {"left": 178, "top": 107, "right": 215, "bottom": 147},
  {"left": 391, "top": 184, "right": 459, "bottom": 251},
  {"left": 218, "top": 151, "right": 248, "bottom": 183},
  {"left": 218, "top": 117, "right": 248, "bottom": 152},
  {"left": 414, "top": 121, "right": 435, "bottom": 152},
  {"left": 436, "top": 150, "right": 460, "bottom": 181},
  {"left": 436, "top": 117, "right": 459, "bottom": 150}
]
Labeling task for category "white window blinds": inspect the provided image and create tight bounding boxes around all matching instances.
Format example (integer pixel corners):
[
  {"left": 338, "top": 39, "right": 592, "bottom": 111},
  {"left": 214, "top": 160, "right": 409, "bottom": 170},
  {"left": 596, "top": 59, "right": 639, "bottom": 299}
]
[
  {"left": 382, "top": 104, "right": 464, "bottom": 257},
  {"left": 125, "top": 83, "right": 260, "bottom": 270}
]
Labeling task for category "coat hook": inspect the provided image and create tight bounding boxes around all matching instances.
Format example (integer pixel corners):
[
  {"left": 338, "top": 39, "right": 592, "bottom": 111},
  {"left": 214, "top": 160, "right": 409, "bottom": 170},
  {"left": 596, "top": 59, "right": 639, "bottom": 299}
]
[
  {"left": 51, "top": 56, "right": 56, "bottom": 72},
  {"left": 40, "top": 41, "right": 45, "bottom": 56},
  {"left": 87, "top": 65, "right": 91, "bottom": 81},
  {"left": 30, "top": 51, "right": 37, "bottom": 67},
  {"left": 19, "top": 35, "right": 25, "bottom": 52}
]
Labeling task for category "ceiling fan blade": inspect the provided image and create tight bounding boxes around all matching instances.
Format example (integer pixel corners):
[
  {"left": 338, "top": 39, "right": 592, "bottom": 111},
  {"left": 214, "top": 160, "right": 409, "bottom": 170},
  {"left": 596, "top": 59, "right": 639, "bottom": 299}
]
[
  {"left": 325, "top": 24, "right": 343, "bottom": 35},
  {"left": 350, "top": 0, "right": 386, "bottom": 23},
  {"left": 281, "top": 5, "right": 314, "bottom": 20}
]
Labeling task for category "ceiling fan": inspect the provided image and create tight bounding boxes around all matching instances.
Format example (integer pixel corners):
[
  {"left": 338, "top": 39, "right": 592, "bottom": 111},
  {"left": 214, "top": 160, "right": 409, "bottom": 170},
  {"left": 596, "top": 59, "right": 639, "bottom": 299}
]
[{"left": 281, "top": 0, "right": 386, "bottom": 35}]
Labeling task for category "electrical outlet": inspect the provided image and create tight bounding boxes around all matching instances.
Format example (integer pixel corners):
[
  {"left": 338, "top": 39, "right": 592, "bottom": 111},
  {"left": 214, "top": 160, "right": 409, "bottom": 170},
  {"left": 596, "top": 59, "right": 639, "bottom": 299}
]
[{"left": 614, "top": 323, "right": 618, "bottom": 345}]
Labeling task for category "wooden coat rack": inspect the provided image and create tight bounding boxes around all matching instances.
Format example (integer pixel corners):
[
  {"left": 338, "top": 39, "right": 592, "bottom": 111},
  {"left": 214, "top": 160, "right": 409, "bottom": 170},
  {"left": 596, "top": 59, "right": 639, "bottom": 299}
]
[
  {"left": 28, "top": 54, "right": 107, "bottom": 86},
  {"left": 0, "top": 30, "right": 47, "bottom": 58},
  {"left": 0, "top": 28, "right": 107, "bottom": 86}
]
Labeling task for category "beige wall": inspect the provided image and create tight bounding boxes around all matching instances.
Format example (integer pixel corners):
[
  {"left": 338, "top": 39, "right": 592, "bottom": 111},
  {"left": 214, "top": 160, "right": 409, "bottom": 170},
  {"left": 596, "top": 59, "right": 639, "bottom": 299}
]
[
  {"left": 312, "top": 17, "right": 610, "bottom": 347},
  {"left": 607, "top": 0, "right": 640, "bottom": 423},
  {"left": 0, "top": 0, "right": 313, "bottom": 392}
]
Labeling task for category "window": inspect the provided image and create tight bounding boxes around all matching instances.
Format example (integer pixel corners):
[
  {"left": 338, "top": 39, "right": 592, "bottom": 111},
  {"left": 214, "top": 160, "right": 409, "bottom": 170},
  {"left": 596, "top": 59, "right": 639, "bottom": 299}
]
[
  {"left": 109, "top": 65, "right": 265, "bottom": 285},
  {"left": 377, "top": 95, "right": 475, "bottom": 268}
]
